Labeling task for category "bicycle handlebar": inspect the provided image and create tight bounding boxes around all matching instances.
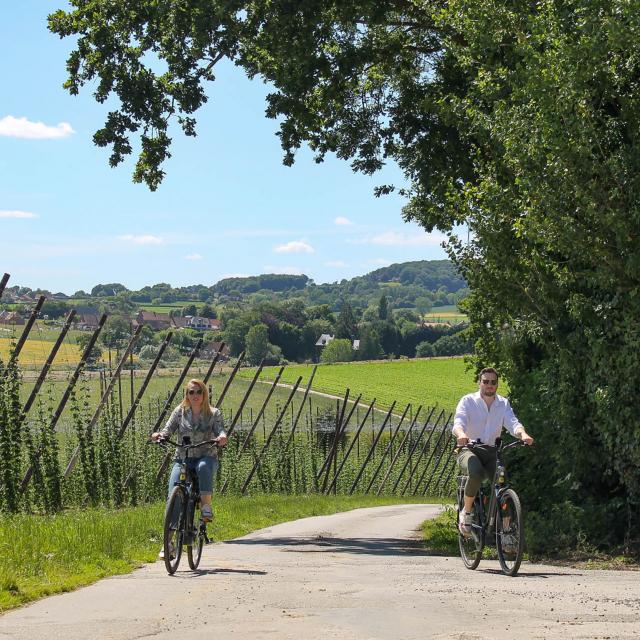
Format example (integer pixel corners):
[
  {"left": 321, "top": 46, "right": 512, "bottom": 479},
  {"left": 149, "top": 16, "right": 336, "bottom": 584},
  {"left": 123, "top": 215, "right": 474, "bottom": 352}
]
[
  {"left": 455, "top": 438, "right": 530, "bottom": 451},
  {"left": 153, "top": 437, "right": 222, "bottom": 449}
]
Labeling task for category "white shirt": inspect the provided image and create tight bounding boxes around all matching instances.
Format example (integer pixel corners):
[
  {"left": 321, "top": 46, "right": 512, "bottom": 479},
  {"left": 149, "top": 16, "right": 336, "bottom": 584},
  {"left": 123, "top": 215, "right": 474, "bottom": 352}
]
[{"left": 453, "top": 391, "right": 522, "bottom": 444}]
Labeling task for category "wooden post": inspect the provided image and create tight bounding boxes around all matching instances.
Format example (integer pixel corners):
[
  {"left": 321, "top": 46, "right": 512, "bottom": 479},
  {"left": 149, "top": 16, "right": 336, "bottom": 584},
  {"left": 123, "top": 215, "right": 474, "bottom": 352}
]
[
  {"left": 212, "top": 350, "right": 245, "bottom": 406},
  {"left": 422, "top": 414, "right": 454, "bottom": 495},
  {"left": 364, "top": 403, "right": 411, "bottom": 494},
  {"left": 0, "top": 273, "right": 10, "bottom": 299},
  {"left": 325, "top": 398, "right": 376, "bottom": 494},
  {"left": 240, "top": 377, "right": 302, "bottom": 494},
  {"left": 220, "top": 366, "right": 285, "bottom": 494},
  {"left": 406, "top": 414, "right": 450, "bottom": 496},
  {"left": 63, "top": 325, "right": 143, "bottom": 478},
  {"left": 7, "top": 295, "right": 45, "bottom": 368},
  {"left": 348, "top": 402, "right": 397, "bottom": 495},
  {"left": 21, "top": 309, "right": 76, "bottom": 417},
  {"left": 392, "top": 407, "right": 442, "bottom": 494},
  {"left": 320, "top": 392, "right": 363, "bottom": 493},
  {"left": 19, "top": 313, "right": 107, "bottom": 493},
  {"left": 316, "top": 388, "right": 350, "bottom": 484},
  {"left": 376, "top": 405, "right": 425, "bottom": 495},
  {"left": 224, "top": 360, "right": 264, "bottom": 438},
  {"left": 282, "top": 365, "right": 317, "bottom": 452}
]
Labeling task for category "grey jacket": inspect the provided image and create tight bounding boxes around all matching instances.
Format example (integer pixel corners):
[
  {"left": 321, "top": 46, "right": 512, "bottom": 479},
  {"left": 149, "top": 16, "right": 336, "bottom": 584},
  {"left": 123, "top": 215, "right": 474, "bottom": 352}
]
[{"left": 160, "top": 405, "right": 226, "bottom": 459}]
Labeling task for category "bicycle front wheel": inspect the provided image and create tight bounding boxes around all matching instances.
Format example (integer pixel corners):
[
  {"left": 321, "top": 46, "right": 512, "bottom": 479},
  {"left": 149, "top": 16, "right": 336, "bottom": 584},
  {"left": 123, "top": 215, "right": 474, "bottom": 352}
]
[
  {"left": 496, "top": 488, "right": 524, "bottom": 576},
  {"left": 163, "top": 486, "right": 186, "bottom": 575},
  {"left": 187, "top": 503, "right": 204, "bottom": 570},
  {"left": 458, "top": 494, "right": 484, "bottom": 570}
]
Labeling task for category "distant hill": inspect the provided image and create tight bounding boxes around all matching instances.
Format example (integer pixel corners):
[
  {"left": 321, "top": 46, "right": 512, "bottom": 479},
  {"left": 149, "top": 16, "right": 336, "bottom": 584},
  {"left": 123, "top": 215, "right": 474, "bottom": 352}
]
[
  {"left": 2, "top": 260, "right": 468, "bottom": 312},
  {"left": 212, "top": 260, "right": 467, "bottom": 310}
]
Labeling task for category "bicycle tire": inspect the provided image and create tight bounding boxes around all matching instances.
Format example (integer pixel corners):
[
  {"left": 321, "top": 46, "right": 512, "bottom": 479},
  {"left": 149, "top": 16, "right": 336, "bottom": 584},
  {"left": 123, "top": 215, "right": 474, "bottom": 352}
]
[
  {"left": 187, "top": 502, "right": 204, "bottom": 570},
  {"left": 163, "top": 486, "right": 186, "bottom": 575},
  {"left": 496, "top": 488, "right": 524, "bottom": 576},
  {"left": 458, "top": 493, "right": 484, "bottom": 570}
]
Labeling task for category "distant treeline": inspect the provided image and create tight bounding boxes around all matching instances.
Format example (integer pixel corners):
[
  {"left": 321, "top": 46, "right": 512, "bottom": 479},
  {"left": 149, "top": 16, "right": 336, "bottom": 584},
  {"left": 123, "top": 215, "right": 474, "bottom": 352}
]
[{"left": 3, "top": 260, "right": 468, "bottom": 312}]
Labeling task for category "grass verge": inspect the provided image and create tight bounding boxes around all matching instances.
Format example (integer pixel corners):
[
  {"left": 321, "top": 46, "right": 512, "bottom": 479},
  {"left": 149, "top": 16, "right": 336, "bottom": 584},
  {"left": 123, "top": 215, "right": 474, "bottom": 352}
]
[
  {"left": 419, "top": 506, "right": 640, "bottom": 569},
  {"left": 0, "top": 494, "right": 435, "bottom": 612}
]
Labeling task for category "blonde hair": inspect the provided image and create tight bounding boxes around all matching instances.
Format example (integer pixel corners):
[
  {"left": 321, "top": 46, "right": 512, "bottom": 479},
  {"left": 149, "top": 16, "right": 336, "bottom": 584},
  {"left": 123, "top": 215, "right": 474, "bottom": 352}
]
[{"left": 180, "top": 378, "right": 213, "bottom": 418}]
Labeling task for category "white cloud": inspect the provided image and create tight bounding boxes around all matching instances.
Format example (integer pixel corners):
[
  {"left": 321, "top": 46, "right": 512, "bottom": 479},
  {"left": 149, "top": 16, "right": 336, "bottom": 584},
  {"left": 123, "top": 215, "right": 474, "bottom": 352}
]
[
  {"left": 274, "top": 240, "right": 315, "bottom": 254},
  {"left": 352, "top": 231, "right": 446, "bottom": 247},
  {"left": 0, "top": 115, "right": 75, "bottom": 139},
  {"left": 263, "top": 265, "right": 304, "bottom": 275},
  {"left": 185, "top": 253, "right": 203, "bottom": 261},
  {"left": 334, "top": 216, "right": 353, "bottom": 226},
  {"left": 0, "top": 210, "right": 38, "bottom": 219},
  {"left": 118, "top": 234, "right": 165, "bottom": 246},
  {"left": 325, "top": 260, "right": 349, "bottom": 268}
]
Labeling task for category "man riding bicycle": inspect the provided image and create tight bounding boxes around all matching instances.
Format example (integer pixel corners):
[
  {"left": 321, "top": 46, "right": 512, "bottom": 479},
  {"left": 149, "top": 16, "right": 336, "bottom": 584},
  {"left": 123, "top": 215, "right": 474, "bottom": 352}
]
[{"left": 452, "top": 368, "right": 533, "bottom": 534}]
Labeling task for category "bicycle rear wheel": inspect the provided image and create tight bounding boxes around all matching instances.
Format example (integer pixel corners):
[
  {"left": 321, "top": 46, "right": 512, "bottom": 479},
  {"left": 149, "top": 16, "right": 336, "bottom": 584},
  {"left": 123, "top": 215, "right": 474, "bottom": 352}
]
[
  {"left": 163, "top": 486, "right": 186, "bottom": 575},
  {"left": 458, "top": 494, "right": 484, "bottom": 570},
  {"left": 496, "top": 488, "right": 524, "bottom": 576},
  {"left": 187, "top": 503, "right": 204, "bottom": 570}
]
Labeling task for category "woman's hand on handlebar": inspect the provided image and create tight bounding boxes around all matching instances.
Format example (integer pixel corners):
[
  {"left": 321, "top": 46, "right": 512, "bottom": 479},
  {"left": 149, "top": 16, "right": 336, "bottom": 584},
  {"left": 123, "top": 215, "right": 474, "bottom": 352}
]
[
  {"left": 150, "top": 432, "right": 164, "bottom": 443},
  {"left": 215, "top": 435, "right": 228, "bottom": 447}
]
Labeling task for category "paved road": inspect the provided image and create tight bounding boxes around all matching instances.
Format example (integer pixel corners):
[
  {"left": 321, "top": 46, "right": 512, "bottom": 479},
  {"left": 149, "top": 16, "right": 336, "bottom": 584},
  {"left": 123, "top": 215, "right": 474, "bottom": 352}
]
[{"left": 1, "top": 504, "right": 638, "bottom": 639}]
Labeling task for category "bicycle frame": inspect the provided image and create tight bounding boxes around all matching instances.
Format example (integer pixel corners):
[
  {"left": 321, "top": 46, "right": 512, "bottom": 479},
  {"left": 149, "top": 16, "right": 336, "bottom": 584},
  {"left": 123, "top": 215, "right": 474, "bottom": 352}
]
[
  {"left": 456, "top": 439, "right": 525, "bottom": 576},
  {"left": 156, "top": 436, "right": 220, "bottom": 573}
]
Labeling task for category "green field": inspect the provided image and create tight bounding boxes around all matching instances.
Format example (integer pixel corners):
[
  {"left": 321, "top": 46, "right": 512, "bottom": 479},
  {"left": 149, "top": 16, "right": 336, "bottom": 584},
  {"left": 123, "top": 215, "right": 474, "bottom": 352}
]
[{"left": 241, "top": 357, "right": 480, "bottom": 414}]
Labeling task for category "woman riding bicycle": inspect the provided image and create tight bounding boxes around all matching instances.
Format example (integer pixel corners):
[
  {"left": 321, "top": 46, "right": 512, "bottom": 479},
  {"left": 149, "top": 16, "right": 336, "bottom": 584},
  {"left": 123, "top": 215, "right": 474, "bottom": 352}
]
[
  {"left": 151, "top": 378, "right": 227, "bottom": 556},
  {"left": 452, "top": 367, "right": 533, "bottom": 534}
]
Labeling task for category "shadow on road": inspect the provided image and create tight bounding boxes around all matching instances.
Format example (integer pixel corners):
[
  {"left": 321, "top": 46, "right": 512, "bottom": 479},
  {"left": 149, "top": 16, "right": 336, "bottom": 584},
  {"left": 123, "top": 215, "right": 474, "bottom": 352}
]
[
  {"left": 477, "top": 567, "right": 580, "bottom": 578},
  {"left": 224, "top": 535, "right": 432, "bottom": 556},
  {"left": 175, "top": 568, "right": 268, "bottom": 577}
]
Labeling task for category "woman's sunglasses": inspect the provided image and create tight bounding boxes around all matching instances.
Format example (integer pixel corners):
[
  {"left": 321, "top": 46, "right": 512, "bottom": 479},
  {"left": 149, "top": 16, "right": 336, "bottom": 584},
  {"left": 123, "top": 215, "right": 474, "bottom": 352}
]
[{"left": 187, "top": 388, "right": 203, "bottom": 396}]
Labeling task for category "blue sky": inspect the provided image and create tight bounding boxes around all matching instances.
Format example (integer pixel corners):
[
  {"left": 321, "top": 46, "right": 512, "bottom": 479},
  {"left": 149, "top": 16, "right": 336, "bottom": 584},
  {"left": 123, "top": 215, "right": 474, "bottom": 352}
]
[{"left": 0, "top": 2, "right": 448, "bottom": 295}]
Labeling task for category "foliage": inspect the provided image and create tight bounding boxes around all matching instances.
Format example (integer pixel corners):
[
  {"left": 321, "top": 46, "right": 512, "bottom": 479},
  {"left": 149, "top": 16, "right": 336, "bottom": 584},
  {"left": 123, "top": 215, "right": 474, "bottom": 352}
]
[
  {"left": 320, "top": 339, "right": 353, "bottom": 364},
  {"left": 415, "top": 341, "right": 435, "bottom": 358},
  {"left": 245, "top": 323, "right": 269, "bottom": 365},
  {"left": 47, "top": 0, "right": 640, "bottom": 550},
  {"left": 335, "top": 301, "right": 357, "bottom": 340}
]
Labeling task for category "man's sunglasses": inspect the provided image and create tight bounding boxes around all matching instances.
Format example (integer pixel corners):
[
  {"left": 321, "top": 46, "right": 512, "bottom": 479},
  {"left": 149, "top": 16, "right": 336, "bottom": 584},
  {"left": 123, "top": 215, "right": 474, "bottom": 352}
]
[
  {"left": 481, "top": 379, "right": 498, "bottom": 385},
  {"left": 187, "top": 388, "right": 203, "bottom": 396}
]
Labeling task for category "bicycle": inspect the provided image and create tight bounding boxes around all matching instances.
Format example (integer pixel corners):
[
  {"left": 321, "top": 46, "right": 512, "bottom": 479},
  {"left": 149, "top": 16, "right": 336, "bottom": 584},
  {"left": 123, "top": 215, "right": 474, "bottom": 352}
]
[
  {"left": 155, "top": 435, "right": 220, "bottom": 575},
  {"left": 455, "top": 438, "right": 528, "bottom": 576}
]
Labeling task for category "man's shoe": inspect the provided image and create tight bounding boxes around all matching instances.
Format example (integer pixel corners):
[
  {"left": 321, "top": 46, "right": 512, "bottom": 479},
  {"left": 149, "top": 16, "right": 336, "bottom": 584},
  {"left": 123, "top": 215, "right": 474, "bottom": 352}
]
[{"left": 459, "top": 510, "right": 474, "bottom": 537}]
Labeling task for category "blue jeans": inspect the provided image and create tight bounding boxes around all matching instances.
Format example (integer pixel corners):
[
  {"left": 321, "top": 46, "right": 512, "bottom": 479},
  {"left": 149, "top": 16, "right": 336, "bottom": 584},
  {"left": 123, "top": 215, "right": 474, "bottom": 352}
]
[{"left": 168, "top": 456, "right": 218, "bottom": 497}]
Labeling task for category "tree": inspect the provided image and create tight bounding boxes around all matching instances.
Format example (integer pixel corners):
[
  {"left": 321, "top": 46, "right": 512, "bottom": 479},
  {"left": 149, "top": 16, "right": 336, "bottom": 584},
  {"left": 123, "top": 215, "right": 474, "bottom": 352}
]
[
  {"left": 335, "top": 302, "right": 356, "bottom": 340},
  {"left": 320, "top": 339, "right": 353, "bottom": 364},
  {"left": 50, "top": 0, "right": 640, "bottom": 549},
  {"left": 415, "top": 296, "right": 432, "bottom": 318},
  {"left": 200, "top": 303, "right": 217, "bottom": 319},
  {"left": 99, "top": 316, "right": 130, "bottom": 350},
  {"left": 356, "top": 324, "right": 382, "bottom": 361},
  {"left": 181, "top": 304, "right": 198, "bottom": 317},
  {"left": 377, "top": 294, "right": 389, "bottom": 321},
  {"left": 75, "top": 334, "right": 102, "bottom": 365},
  {"left": 245, "top": 324, "right": 269, "bottom": 366},
  {"left": 415, "top": 341, "right": 434, "bottom": 358}
]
